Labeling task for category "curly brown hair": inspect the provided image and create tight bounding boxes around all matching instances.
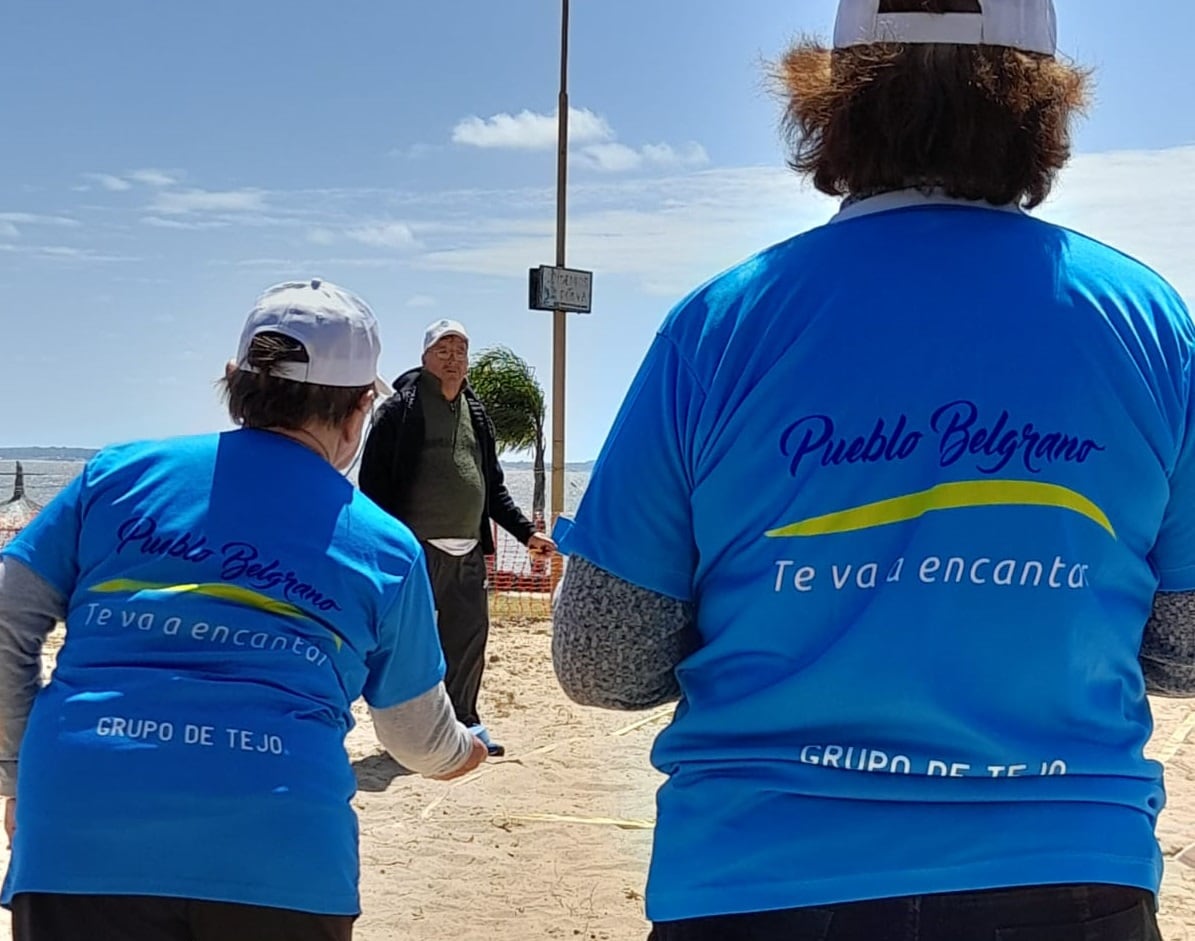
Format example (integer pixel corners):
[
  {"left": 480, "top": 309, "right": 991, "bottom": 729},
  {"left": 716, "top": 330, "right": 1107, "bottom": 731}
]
[{"left": 777, "top": 0, "right": 1090, "bottom": 208}]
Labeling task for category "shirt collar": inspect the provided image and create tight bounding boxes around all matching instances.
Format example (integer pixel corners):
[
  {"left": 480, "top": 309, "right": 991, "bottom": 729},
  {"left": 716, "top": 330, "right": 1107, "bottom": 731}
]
[{"left": 829, "top": 188, "right": 1026, "bottom": 225}]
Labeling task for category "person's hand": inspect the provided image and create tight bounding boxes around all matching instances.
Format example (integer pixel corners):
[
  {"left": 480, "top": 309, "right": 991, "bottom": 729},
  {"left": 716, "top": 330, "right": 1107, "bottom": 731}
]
[
  {"left": 431, "top": 735, "right": 488, "bottom": 782},
  {"left": 527, "top": 533, "right": 556, "bottom": 557},
  {"left": 5, "top": 798, "right": 14, "bottom": 850}
]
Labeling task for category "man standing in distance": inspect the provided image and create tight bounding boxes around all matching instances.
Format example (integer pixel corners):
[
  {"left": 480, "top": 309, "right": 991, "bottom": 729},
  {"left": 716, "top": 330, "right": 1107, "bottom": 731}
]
[{"left": 361, "top": 320, "right": 555, "bottom": 757}]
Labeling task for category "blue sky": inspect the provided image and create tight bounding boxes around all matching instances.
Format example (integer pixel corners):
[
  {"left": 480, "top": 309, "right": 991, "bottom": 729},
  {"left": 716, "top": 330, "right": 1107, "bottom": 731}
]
[{"left": 1, "top": 0, "right": 1193, "bottom": 460}]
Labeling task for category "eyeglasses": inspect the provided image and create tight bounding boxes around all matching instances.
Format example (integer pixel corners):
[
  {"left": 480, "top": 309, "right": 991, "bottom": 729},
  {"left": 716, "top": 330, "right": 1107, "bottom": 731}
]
[{"left": 431, "top": 345, "right": 468, "bottom": 361}]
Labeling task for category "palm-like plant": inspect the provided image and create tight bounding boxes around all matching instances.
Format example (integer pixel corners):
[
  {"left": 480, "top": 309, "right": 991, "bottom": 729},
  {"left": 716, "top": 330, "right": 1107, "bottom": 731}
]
[{"left": 469, "top": 346, "right": 547, "bottom": 520}]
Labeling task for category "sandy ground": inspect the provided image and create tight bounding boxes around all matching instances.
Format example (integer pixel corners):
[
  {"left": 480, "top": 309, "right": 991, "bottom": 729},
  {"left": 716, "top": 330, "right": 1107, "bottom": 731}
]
[{"left": 0, "top": 620, "right": 1192, "bottom": 940}]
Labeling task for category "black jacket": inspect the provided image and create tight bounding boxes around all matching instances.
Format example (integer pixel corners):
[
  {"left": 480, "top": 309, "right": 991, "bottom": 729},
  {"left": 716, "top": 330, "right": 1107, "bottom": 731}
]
[{"left": 359, "top": 367, "right": 536, "bottom": 555}]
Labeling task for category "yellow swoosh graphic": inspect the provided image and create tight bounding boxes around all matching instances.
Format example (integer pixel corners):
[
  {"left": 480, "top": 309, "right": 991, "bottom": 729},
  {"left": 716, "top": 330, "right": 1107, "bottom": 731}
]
[
  {"left": 89, "top": 580, "right": 343, "bottom": 649},
  {"left": 765, "top": 480, "right": 1115, "bottom": 539}
]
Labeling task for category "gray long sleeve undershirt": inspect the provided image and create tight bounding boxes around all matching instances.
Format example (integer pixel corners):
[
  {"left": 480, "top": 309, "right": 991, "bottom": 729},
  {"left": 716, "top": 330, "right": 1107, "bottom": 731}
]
[
  {"left": 552, "top": 556, "right": 1195, "bottom": 711},
  {"left": 0, "top": 556, "right": 61, "bottom": 797},
  {"left": 1141, "top": 591, "right": 1195, "bottom": 697},
  {"left": 0, "top": 556, "right": 473, "bottom": 796},
  {"left": 369, "top": 688, "right": 475, "bottom": 778},
  {"left": 552, "top": 557, "right": 699, "bottom": 711}
]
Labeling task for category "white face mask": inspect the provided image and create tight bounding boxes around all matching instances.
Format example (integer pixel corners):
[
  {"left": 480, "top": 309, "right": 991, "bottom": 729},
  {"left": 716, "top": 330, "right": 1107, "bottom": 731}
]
[{"left": 338, "top": 399, "right": 379, "bottom": 480}]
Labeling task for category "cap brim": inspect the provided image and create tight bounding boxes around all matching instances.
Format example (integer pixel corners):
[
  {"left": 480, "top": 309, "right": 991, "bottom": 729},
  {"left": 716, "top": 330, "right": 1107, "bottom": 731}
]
[{"left": 373, "top": 376, "right": 393, "bottom": 398}]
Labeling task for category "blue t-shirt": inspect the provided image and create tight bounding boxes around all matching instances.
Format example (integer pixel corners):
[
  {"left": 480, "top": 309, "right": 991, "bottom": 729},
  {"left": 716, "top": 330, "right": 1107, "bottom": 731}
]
[
  {"left": 1, "top": 429, "right": 445, "bottom": 915},
  {"left": 556, "top": 198, "right": 1195, "bottom": 921}
]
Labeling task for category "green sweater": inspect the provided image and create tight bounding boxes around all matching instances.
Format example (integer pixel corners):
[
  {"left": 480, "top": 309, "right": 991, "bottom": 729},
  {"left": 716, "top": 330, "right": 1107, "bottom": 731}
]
[{"left": 398, "top": 372, "right": 486, "bottom": 541}]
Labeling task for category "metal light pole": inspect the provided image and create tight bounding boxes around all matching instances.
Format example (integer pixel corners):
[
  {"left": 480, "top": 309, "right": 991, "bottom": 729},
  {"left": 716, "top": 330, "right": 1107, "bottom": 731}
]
[{"left": 549, "top": 0, "right": 570, "bottom": 588}]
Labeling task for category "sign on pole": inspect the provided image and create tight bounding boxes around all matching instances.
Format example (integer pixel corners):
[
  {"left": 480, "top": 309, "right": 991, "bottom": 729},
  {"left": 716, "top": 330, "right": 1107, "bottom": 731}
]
[{"left": 529, "top": 265, "right": 593, "bottom": 314}]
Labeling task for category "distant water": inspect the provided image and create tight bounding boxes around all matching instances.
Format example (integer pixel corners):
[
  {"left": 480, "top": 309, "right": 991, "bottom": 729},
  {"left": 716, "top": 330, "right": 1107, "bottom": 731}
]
[
  {"left": 1, "top": 460, "right": 86, "bottom": 506},
  {"left": 1, "top": 458, "right": 590, "bottom": 567}
]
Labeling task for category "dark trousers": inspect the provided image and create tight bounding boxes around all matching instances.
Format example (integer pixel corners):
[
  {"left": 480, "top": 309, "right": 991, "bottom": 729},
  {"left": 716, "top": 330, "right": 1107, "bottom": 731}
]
[
  {"left": 649, "top": 885, "right": 1160, "bottom": 941},
  {"left": 11, "top": 893, "right": 354, "bottom": 941},
  {"left": 423, "top": 543, "right": 490, "bottom": 728}
]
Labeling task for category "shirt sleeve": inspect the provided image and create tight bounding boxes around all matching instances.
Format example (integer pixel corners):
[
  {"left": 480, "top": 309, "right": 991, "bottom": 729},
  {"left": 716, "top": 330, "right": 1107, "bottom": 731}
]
[
  {"left": 1154, "top": 357, "right": 1195, "bottom": 592},
  {"left": 361, "top": 549, "right": 448, "bottom": 709},
  {"left": 553, "top": 332, "right": 704, "bottom": 602},
  {"left": 1, "top": 472, "right": 85, "bottom": 597}
]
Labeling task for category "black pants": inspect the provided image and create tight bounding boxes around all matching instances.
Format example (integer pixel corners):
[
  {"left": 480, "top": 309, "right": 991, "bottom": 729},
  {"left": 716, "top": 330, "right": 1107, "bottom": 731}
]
[
  {"left": 649, "top": 885, "right": 1160, "bottom": 941},
  {"left": 11, "top": 893, "right": 354, "bottom": 941},
  {"left": 423, "top": 543, "right": 490, "bottom": 728}
]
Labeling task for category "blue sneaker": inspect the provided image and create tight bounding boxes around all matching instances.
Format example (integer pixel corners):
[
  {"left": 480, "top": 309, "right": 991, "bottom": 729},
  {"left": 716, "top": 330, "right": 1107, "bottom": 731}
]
[{"left": 468, "top": 724, "right": 506, "bottom": 757}]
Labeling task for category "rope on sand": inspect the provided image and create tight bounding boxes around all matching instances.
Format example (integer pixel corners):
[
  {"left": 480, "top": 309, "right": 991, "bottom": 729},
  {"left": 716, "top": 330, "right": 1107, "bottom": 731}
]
[
  {"left": 418, "top": 707, "right": 672, "bottom": 819},
  {"left": 420, "top": 741, "right": 563, "bottom": 819},
  {"left": 611, "top": 707, "right": 673, "bottom": 737},
  {"left": 416, "top": 702, "right": 1195, "bottom": 833},
  {"left": 507, "top": 812, "right": 654, "bottom": 830}
]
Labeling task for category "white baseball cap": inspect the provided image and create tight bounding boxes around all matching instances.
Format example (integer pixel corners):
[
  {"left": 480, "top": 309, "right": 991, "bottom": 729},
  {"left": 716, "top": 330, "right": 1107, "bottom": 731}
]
[
  {"left": 236, "top": 279, "right": 393, "bottom": 396},
  {"left": 422, "top": 318, "right": 470, "bottom": 353},
  {"left": 834, "top": 0, "right": 1057, "bottom": 56}
]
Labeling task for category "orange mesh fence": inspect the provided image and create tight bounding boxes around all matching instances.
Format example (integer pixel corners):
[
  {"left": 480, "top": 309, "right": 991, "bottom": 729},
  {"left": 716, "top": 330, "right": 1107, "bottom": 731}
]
[
  {"left": 0, "top": 521, "right": 555, "bottom": 621},
  {"left": 486, "top": 522, "right": 553, "bottom": 621}
]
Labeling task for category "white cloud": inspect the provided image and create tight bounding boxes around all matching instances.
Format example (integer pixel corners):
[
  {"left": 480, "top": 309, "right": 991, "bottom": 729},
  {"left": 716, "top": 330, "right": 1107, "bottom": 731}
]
[
  {"left": 234, "top": 257, "right": 297, "bottom": 269},
  {"left": 322, "top": 257, "right": 408, "bottom": 268},
  {"left": 141, "top": 216, "right": 228, "bottom": 231},
  {"left": 85, "top": 173, "right": 133, "bottom": 192},
  {"left": 127, "top": 168, "right": 179, "bottom": 187},
  {"left": 414, "top": 145, "right": 1195, "bottom": 302},
  {"left": 40, "top": 146, "right": 1193, "bottom": 309},
  {"left": 36, "top": 246, "right": 102, "bottom": 259},
  {"left": 345, "top": 222, "right": 419, "bottom": 250},
  {"left": 301, "top": 221, "right": 420, "bottom": 251},
  {"left": 577, "top": 143, "right": 643, "bottom": 173},
  {"left": 417, "top": 166, "right": 828, "bottom": 295},
  {"left": 452, "top": 107, "right": 613, "bottom": 151},
  {"left": 406, "top": 295, "right": 437, "bottom": 308},
  {"left": 233, "top": 256, "right": 401, "bottom": 270},
  {"left": 643, "top": 142, "right": 711, "bottom": 168},
  {"left": 577, "top": 141, "right": 711, "bottom": 173},
  {"left": 0, "top": 244, "right": 137, "bottom": 263},
  {"left": 450, "top": 105, "right": 708, "bottom": 176},
  {"left": 0, "top": 212, "right": 80, "bottom": 227},
  {"left": 0, "top": 222, "right": 18, "bottom": 240},
  {"left": 151, "top": 189, "right": 267, "bottom": 215},
  {"left": 82, "top": 169, "right": 179, "bottom": 192}
]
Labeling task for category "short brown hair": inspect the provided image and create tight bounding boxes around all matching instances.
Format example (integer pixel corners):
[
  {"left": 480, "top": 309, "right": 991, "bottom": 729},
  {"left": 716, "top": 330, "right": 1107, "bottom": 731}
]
[
  {"left": 776, "top": 0, "right": 1090, "bottom": 208},
  {"left": 223, "top": 332, "right": 370, "bottom": 430}
]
